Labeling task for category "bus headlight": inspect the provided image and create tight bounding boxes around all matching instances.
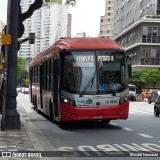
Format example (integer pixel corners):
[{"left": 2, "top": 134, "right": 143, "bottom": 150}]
[
  {"left": 61, "top": 97, "right": 76, "bottom": 106},
  {"left": 119, "top": 96, "right": 128, "bottom": 104}
]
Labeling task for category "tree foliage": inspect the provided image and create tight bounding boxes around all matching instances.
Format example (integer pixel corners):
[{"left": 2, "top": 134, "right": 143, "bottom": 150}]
[
  {"left": 129, "top": 69, "right": 160, "bottom": 94},
  {"left": 20, "top": 0, "right": 76, "bottom": 23},
  {"left": 129, "top": 70, "right": 146, "bottom": 94},
  {"left": 17, "top": 58, "right": 29, "bottom": 87},
  {"left": 141, "top": 69, "right": 160, "bottom": 88}
]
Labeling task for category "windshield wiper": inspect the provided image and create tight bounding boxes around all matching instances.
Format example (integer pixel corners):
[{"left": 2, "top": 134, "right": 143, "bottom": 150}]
[{"left": 79, "top": 71, "right": 96, "bottom": 97}]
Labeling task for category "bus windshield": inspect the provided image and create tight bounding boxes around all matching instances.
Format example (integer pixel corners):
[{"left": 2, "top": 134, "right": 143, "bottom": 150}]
[{"left": 61, "top": 50, "right": 127, "bottom": 95}]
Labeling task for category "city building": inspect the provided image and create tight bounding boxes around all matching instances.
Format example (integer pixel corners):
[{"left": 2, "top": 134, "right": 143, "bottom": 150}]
[
  {"left": 0, "top": 20, "right": 5, "bottom": 45},
  {"left": 99, "top": 0, "right": 115, "bottom": 39},
  {"left": 0, "top": 20, "right": 5, "bottom": 85},
  {"left": 67, "top": 14, "right": 72, "bottom": 38},
  {"left": 75, "top": 32, "right": 86, "bottom": 38},
  {"left": 19, "top": 0, "right": 71, "bottom": 59},
  {"left": 113, "top": 0, "right": 160, "bottom": 70}
]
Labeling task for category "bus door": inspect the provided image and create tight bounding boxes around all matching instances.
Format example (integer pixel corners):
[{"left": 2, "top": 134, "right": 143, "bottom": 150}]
[
  {"left": 40, "top": 64, "right": 44, "bottom": 109},
  {"left": 53, "top": 59, "right": 59, "bottom": 117}
]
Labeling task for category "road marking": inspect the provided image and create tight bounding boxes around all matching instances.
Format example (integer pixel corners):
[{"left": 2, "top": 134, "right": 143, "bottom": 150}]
[
  {"left": 17, "top": 97, "right": 34, "bottom": 113},
  {"left": 138, "top": 134, "right": 154, "bottom": 138},
  {"left": 58, "top": 143, "right": 160, "bottom": 152},
  {"left": 110, "top": 123, "right": 118, "bottom": 126},
  {"left": 131, "top": 110, "right": 152, "bottom": 114},
  {"left": 123, "top": 127, "right": 134, "bottom": 131},
  {"left": 129, "top": 111, "right": 134, "bottom": 114}
]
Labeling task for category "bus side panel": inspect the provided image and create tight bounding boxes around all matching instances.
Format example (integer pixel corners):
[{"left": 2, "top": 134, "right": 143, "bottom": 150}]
[{"left": 60, "top": 102, "right": 129, "bottom": 121}]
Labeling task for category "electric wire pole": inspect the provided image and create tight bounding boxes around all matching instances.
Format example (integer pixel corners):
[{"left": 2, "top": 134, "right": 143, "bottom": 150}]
[{"left": 3, "top": 0, "right": 20, "bottom": 129}]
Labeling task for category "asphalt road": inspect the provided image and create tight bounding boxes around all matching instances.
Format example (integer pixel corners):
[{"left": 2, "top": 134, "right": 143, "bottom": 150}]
[{"left": 17, "top": 93, "right": 160, "bottom": 160}]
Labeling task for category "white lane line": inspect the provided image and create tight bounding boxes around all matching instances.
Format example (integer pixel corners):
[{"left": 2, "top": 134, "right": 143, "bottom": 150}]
[
  {"left": 129, "top": 111, "right": 134, "bottom": 114},
  {"left": 123, "top": 127, "right": 134, "bottom": 131},
  {"left": 138, "top": 134, "right": 154, "bottom": 138},
  {"left": 17, "top": 97, "right": 34, "bottom": 113},
  {"left": 131, "top": 110, "right": 152, "bottom": 114},
  {"left": 110, "top": 123, "right": 118, "bottom": 126}
]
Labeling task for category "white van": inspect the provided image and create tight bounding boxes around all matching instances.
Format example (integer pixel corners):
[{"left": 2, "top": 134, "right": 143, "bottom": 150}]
[{"left": 129, "top": 84, "right": 137, "bottom": 101}]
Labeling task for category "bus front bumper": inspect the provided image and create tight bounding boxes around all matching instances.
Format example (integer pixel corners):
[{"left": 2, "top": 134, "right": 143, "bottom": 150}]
[{"left": 60, "top": 102, "right": 129, "bottom": 122}]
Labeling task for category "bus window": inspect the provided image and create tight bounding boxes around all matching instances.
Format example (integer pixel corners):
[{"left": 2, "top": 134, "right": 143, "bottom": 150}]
[{"left": 61, "top": 51, "right": 96, "bottom": 94}]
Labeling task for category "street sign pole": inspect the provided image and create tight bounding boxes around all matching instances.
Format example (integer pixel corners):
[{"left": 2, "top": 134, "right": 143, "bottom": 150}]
[{"left": 4, "top": 0, "right": 20, "bottom": 129}]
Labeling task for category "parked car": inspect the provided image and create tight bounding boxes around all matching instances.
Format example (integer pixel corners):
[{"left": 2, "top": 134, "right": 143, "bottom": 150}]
[
  {"left": 154, "top": 95, "right": 160, "bottom": 117},
  {"left": 22, "top": 87, "right": 29, "bottom": 94},
  {"left": 148, "top": 90, "right": 160, "bottom": 104}
]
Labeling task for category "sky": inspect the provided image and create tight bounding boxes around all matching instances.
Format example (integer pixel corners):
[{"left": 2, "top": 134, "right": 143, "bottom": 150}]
[
  {"left": 0, "top": 0, "right": 105, "bottom": 37},
  {"left": 0, "top": 0, "right": 7, "bottom": 23}
]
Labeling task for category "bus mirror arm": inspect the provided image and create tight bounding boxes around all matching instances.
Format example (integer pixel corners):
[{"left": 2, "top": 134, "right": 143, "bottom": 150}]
[
  {"left": 128, "top": 64, "right": 132, "bottom": 77},
  {"left": 127, "top": 56, "right": 132, "bottom": 77}
]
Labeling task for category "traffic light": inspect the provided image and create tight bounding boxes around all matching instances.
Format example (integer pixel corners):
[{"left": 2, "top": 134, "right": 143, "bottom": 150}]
[{"left": 29, "top": 33, "right": 35, "bottom": 44}]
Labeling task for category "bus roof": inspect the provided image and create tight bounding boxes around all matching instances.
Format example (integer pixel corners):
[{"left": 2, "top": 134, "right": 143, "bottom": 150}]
[
  {"left": 54, "top": 38, "right": 124, "bottom": 50},
  {"left": 31, "top": 38, "right": 124, "bottom": 66}
]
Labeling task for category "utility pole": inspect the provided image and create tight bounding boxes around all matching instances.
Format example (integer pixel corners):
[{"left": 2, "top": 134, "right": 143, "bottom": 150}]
[{"left": 4, "top": 0, "right": 20, "bottom": 129}]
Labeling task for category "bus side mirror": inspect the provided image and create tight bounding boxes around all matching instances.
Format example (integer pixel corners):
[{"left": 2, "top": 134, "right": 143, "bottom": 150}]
[
  {"left": 127, "top": 56, "right": 132, "bottom": 77},
  {"left": 128, "top": 64, "right": 132, "bottom": 77}
]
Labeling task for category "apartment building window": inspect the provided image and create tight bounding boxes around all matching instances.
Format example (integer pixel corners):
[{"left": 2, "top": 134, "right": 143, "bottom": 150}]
[
  {"left": 140, "top": 59, "right": 145, "bottom": 65},
  {"left": 108, "top": 7, "right": 111, "bottom": 10},
  {"left": 157, "top": 48, "right": 160, "bottom": 57},
  {"left": 155, "top": 59, "right": 159, "bottom": 65},
  {"left": 157, "top": 0, "right": 160, "bottom": 14},
  {"left": 142, "top": 26, "right": 160, "bottom": 43}
]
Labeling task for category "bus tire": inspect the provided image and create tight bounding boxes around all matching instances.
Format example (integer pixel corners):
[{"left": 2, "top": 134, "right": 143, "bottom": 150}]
[
  {"left": 35, "top": 97, "right": 40, "bottom": 114},
  {"left": 154, "top": 107, "right": 159, "bottom": 117},
  {"left": 148, "top": 98, "right": 151, "bottom": 104},
  {"left": 49, "top": 102, "right": 54, "bottom": 122},
  {"left": 49, "top": 101, "right": 59, "bottom": 124},
  {"left": 101, "top": 119, "right": 110, "bottom": 125}
]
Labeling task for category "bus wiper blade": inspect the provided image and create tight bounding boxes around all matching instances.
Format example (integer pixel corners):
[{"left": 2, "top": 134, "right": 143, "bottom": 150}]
[
  {"left": 79, "top": 71, "right": 96, "bottom": 97},
  {"left": 110, "top": 89, "right": 116, "bottom": 96}
]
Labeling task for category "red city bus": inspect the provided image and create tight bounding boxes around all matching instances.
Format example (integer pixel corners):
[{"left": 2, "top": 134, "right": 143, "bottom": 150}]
[{"left": 29, "top": 38, "right": 131, "bottom": 124}]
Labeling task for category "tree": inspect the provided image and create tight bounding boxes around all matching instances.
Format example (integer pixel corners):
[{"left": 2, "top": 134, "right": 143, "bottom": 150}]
[
  {"left": 141, "top": 69, "right": 160, "bottom": 88},
  {"left": 17, "top": 58, "right": 29, "bottom": 87},
  {"left": 129, "top": 70, "right": 146, "bottom": 94}
]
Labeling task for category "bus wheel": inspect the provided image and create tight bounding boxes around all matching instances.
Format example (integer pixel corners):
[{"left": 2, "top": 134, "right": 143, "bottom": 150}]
[
  {"left": 101, "top": 119, "right": 110, "bottom": 125},
  {"left": 49, "top": 102, "right": 54, "bottom": 122},
  {"left": 49, "top": 102, "right": 59, "bottom": 124},
  {"left": 35, "top": 98, "right": 40, "bottom": 114},
  {"left": 148, "top": 98, "right": 151, "bottom": 104}
]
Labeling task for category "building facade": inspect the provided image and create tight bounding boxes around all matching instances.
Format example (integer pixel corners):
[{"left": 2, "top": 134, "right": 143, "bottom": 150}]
[
  {"left": 114, "top": 0, "right": 158, "bottom": 37},
  {"left": 113, "top": 0, "right": 160, "bottom": 70},
  {"left": 0, "top": 20, "right": 5, "bottom": 45},
  {"left": 19, "top": 0, "right": 71, "bottom": 59},
  {"left": 99, "top": 0, "right": 115, "bottom": 39}
]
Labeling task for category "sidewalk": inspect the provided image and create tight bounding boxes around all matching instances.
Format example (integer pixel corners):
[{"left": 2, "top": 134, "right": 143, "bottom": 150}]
[{"left": 0, "top": 113, "right": 48, "bottom": 160}]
